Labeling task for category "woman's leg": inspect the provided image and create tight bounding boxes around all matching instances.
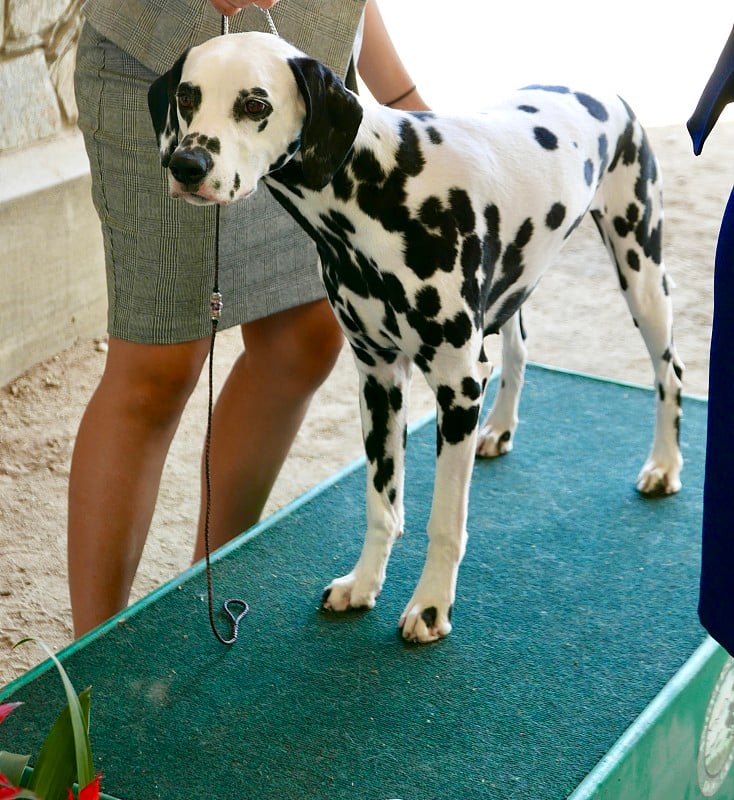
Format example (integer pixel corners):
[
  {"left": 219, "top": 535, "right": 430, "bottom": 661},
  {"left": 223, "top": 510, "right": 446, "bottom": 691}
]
[
  {"left": 193, "top": 298, "right": 343, "bottom": 560},
  {"left": 68, "top": 336, "right": 210, "bottom": 637}
]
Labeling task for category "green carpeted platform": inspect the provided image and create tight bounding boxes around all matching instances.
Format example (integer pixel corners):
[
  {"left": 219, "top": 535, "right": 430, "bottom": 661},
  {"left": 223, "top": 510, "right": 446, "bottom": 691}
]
[{"left": 1, "top": 365, "right": 714, "bottom": 799}]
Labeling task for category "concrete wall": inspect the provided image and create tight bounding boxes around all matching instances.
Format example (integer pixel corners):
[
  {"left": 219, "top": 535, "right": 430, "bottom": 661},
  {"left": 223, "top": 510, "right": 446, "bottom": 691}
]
[{"left": 0, "top": 0, "right": 106, "bottom": 386}]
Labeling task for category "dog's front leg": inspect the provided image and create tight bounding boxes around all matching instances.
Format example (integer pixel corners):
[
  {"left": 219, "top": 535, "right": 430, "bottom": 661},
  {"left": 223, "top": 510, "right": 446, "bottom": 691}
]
[
  {"left": 400, "top": 357, "right": 491, "bottom": 642},
  {"left": 322, "top": 355, "right": 412, "bottom": 612}
]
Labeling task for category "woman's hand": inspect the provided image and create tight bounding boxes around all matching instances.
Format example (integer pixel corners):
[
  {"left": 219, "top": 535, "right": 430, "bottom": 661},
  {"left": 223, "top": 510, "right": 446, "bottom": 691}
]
[{"left": 208, "top": 0, "right": 279, "bottom": 16}]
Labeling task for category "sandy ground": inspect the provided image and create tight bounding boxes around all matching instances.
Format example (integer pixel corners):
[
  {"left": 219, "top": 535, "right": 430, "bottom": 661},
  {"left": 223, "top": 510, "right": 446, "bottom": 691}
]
[{"left": 1, "top": 122, "right": 731, "bottom": 688}]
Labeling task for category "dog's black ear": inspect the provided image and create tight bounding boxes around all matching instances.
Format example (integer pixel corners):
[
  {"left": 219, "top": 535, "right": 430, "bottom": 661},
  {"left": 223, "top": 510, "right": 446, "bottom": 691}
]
[
  {"left": 288, "top": 56, "right": 363, "bottom": 190},
  {"left": 148, "top": 49, "right": 189, "bottom": 168}
]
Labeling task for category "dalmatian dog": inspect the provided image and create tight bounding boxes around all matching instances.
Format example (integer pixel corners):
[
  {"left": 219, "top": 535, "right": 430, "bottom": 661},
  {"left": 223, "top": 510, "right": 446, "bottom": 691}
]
[{"left": 148, "top": 32, "right": 684, "bottom": 643}]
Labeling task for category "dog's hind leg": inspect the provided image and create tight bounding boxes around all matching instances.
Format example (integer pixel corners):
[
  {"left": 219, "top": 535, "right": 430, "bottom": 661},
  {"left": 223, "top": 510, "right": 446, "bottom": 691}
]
[
  {"left": 476, "top": 311, "right": 527, "bottom": 458},
  {"left": 322, "top": 355, "right": 412, "bottom": 612},
  {"left": 591, "top": 125, "right": 684, "bottom": 495}
]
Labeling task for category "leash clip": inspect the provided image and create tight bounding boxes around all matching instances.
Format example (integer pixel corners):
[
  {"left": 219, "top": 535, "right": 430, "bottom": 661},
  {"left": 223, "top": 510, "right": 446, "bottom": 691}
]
[{"left": 210, "top": 290, "right": 223, "bottom": 321}]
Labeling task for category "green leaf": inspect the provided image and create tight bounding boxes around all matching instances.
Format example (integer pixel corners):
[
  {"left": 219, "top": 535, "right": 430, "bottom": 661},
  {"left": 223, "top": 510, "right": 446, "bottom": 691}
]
[
  {"left": 26, "top": 688, "right": 91, "bottom": 800},
  {"left": 14, "top": 639, "right": 95, "bottom": 791},
  {"left": 0, "top": 749, "right": 31, "bottom": 786}
]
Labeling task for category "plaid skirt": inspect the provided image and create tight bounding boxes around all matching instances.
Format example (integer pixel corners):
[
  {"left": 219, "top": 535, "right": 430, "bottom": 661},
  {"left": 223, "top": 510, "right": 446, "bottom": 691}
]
[{"left": 75, "top": 22, "right": 325, "bottom": 343}]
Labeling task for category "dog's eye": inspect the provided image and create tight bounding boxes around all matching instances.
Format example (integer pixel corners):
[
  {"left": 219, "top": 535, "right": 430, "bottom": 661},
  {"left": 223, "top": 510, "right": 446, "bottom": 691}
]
[
  {"left": 233, "top": 92, "right": 272, "bottom": 122},
  {"left": 178, "top": 92, "right": 193, "bottom": 109},
  {"left": 244, "top": 98, "right": 270, "bottom": 117}
]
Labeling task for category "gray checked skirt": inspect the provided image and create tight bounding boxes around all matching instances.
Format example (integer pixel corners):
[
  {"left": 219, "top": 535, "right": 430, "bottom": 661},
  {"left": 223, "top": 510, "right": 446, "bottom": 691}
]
[{"left": 75, "top": 22, "right": 325, "bottom": 343}]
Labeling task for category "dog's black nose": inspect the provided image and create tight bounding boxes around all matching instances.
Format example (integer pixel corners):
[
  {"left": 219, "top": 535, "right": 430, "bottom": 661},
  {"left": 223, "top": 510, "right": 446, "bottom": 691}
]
[{"left": 169, "top": 148, "right": 214, "bottom": 185}]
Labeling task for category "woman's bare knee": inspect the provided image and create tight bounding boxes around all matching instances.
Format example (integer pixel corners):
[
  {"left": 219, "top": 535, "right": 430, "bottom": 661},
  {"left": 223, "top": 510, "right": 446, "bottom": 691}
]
[
  {"left": 100, "top": 336, "right": 211, "bottom": 424},
  {"left": 243, "top": 299, "right": 343, "bottom": 391}
]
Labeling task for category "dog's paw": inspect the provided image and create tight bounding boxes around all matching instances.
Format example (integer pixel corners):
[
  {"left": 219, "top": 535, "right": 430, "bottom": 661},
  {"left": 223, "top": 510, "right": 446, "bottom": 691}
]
[
  {"left": 399, "top": 600, "right": 453, "bottom": 643},
  {"left": 636, "top": 457, "right": 682, "bottom": 496},
  {"left": 322, "top": 572, "right": 380, "bottom": 612},
  {"left": 476, "top": 424, "right": 513, "bottom": 458}
]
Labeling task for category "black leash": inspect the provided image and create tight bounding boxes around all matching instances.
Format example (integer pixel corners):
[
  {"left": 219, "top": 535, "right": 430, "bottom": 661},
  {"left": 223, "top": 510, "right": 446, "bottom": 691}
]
[
  {"left": 202, "top": 176, "right": 250, "bottom": 646},
  {"left": 200, "top": 13, "right": 241, "bottom": 645},
  {"left": 201, "top": 8, "right": 280, "bottom": 645}
]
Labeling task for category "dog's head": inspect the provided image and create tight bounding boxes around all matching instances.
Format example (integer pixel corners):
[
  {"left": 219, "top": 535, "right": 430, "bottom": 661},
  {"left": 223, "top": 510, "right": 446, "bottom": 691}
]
[{"left": 147, "top": 32, "right": 363, "bottom": 204}]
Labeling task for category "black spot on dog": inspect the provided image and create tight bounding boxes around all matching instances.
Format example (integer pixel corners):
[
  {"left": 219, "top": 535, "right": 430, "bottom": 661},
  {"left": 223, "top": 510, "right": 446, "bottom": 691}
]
[
  {"left": 449, "top": 188, "right": 476, "bottom": 235},
  {"left": 546, "top": 202, "right": 566, "bottom": 230},
  {"left": 518, "top": 104, "right": 539, "bottom": 113},
  {"left": 523, "top": 84, "right": 570, "bottom": 95},
  {"left": 352, "top": 346, "right": 377, "bottom": 367},
  {"left": 443, "top": 311, "right": 473, "bottom": 348},
  {"left": 486, "top": 288, "right": 530, "bottom": 335},
  {"left": 415, "top": 285, "right": 442, "bottom": 317},
  {"left": 382, "top": 272, "right": 410, "bottom": 313},
  {"left": 584, "top": 159, "right": 594, "bottom": 186},
  {"left": 590, "top": 209, "right": 627, "bottom": 291},
  {"left": 352, "top": 148, "right": 385, "bottom": 183},
  {"left": 613, "top": 203, "right": 640, "bottom": 238},
  {"left": 534, "top": 126, "right": 558, "bottom": 150},
  {"left": 438, "top": 387, "right": 480, "bottom": 446},
  {"left": 406, "top": 308, "right": 444, "bottom": 347},
  {"left": 405, "top": 199, "right": 459, "bottom": 278},
  {"left": 436, "top": 385, "right": 455, "bottom": 409},
  {"left": 609, "top": 122, "right": 637, "bottom": 172},
  {"left": 321, "top": 209, "right": 356, "bottom": 237},
  {"left": 574, "top": 92, "right": 609, "bottom": 122},
  {"left": 396, "top": 118, "right": 425, "bottom": 176},
  {"left": 426, "top": 126, "right": 443, "bottom": 145},
  {"left": 363, "top": 375, "right": 396, "bottom": 494},
  {"left": 462, "top": 377, "right": 482, "bottom": 400},
  {"left": 627, "top": 249, "right": 640, "bottom": 270},
  {"left": 421, "top": 607, "right": 438, "bottom": 629},
  {"left": 416, "top": 343, "right": 436, "bottom": 374},
  {"left": 194, "top": 134, "right": 221, "bottom": 154},
  {"left": 460, "top": 234, "right": 483, "bottom": 315}
]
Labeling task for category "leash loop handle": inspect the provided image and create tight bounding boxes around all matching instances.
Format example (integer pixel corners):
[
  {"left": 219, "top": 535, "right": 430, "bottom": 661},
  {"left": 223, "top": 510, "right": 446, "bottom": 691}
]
[{"left": 220, "top": 8, "right": 278, "bottom": 37}]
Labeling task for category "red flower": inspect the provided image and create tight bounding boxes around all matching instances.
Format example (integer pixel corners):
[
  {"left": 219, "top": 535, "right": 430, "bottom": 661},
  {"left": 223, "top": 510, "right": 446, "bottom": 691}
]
[
  {"left": 0, "top": 704, "right": 22, "bottom": 725},
  {"left": 0, "top": 772, "right": 26, "bottom": 799},
  {"left": 67, "top": 774, "right": 100, "bottom": 800}
]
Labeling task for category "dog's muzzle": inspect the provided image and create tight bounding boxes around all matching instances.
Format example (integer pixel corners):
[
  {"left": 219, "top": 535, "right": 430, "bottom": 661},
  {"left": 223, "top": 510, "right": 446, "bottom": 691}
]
[{"left": 168, "top": 148, "right": 214, "bottom": 188}]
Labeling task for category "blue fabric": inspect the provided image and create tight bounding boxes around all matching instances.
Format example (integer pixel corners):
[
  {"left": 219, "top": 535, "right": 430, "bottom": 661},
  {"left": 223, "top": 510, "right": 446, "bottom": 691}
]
[
  {"left": 699, "top": 187, "right": 734, "bottom": 656},
  {"left": 688, "top": 25, "right": 734, "bottom": 657}
]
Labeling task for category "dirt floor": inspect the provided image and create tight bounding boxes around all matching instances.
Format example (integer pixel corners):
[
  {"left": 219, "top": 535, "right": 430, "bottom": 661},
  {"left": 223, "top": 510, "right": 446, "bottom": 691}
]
[{"left": 1, "top": 122, "right": 731, "bottom": 686}]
